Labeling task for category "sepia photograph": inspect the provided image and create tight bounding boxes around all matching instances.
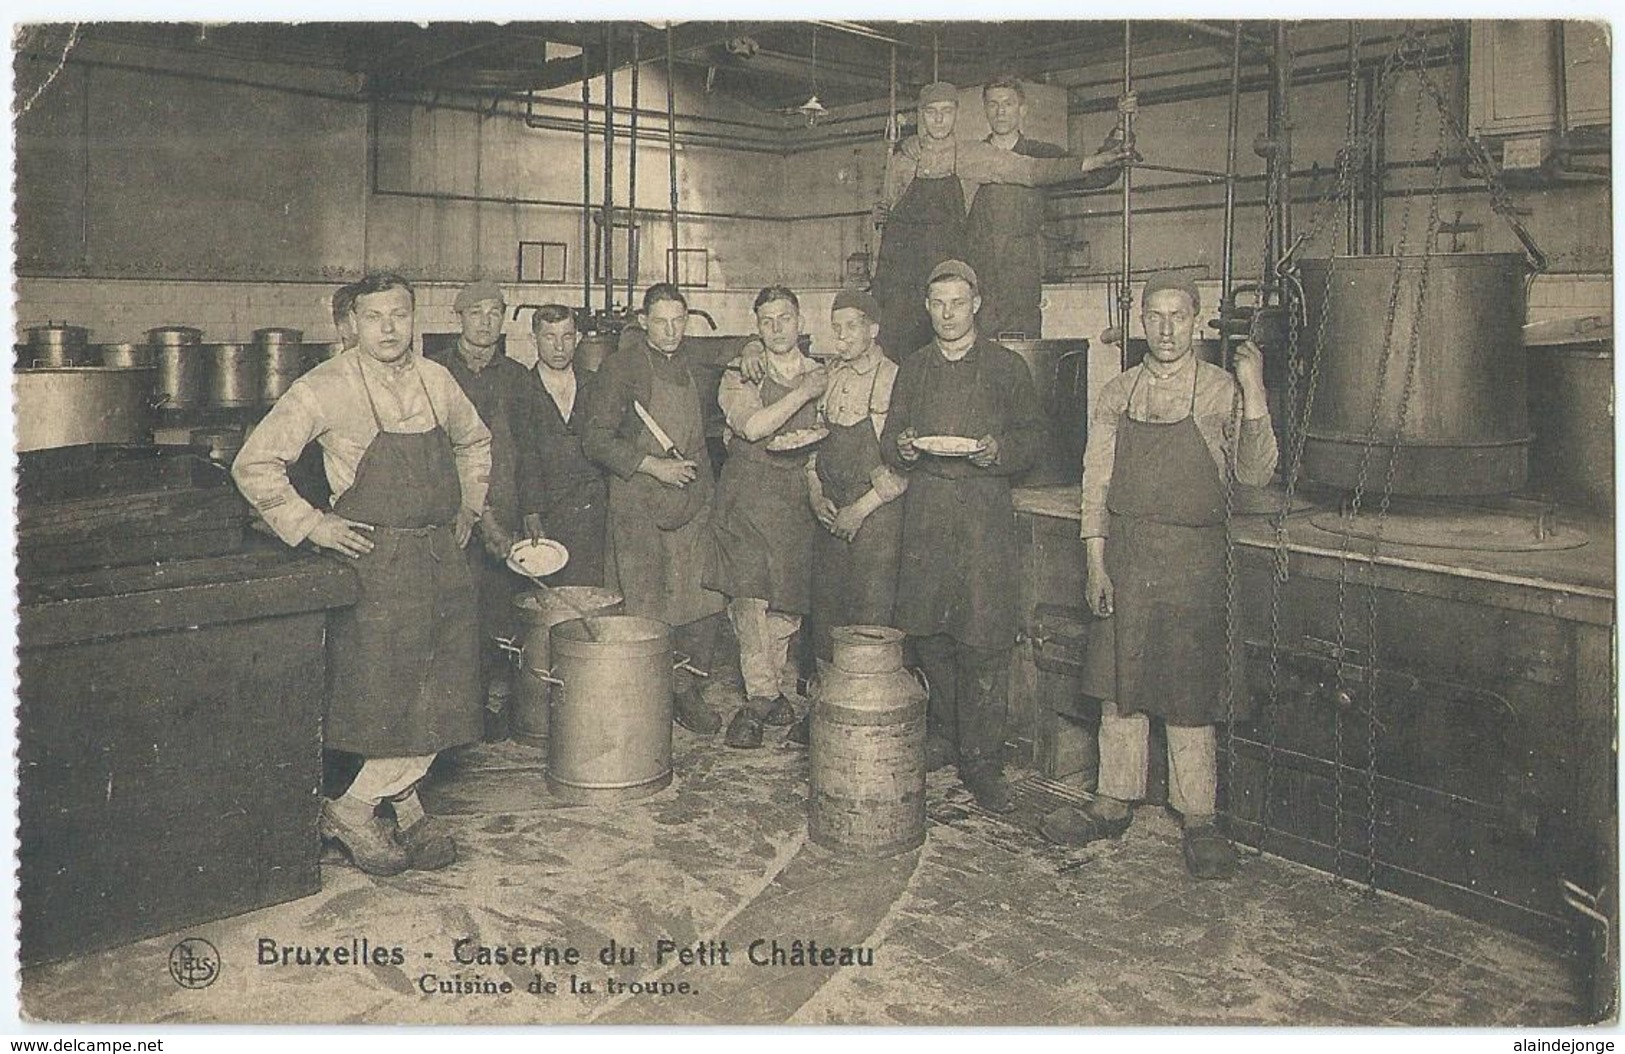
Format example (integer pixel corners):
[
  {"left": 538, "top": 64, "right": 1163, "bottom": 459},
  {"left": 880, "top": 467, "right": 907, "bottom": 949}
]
[{"left": 7, "top": 16, "right": 1618, "bottom": 1029}]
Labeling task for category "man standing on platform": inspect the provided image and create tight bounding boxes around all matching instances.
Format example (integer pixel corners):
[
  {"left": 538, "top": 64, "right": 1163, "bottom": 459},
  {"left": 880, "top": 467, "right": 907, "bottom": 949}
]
[
  {"left": 234, "top": 272, "right": 491, "bottom": 875},
  {"left": 881, "top": 260, "right": 1045, "bottom": 812},
  {"left": 965, "top": 76, "right": 1123, "bottom": 340},
  {"left": 1039, "top": 272, "right": 1277, "bottom": 880}
]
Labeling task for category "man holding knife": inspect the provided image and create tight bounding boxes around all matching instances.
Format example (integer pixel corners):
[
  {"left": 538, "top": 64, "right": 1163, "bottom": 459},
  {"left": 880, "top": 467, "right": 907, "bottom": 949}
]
[{"left": 581, "top": 283, "right": 738, "bottom": 735}]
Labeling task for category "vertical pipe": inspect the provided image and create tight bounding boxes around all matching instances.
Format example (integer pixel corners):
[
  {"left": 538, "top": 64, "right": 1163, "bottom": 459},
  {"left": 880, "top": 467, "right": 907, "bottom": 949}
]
[
  {"left": 932, "top": 28, "right": 940, "bottom": 82},
  {"left": 581, "top": 47, "right": 592, "bottom": 314},
  {"left": 1344, "top": 21, "right": 1359, "bottom": 251},
  {"left": 1219, "top": 21, "right": 1242, "bottom": 343},
  {"left": 666, "top": 28, "right": 679, "bottom": 283},
  {"left": 1273, "top": 23, "right": 1293, "bottom": 276},
  {"left": 628, "top": 30, "right": 640, "bottom": 305},
  {"left": 602, "top": 24, "right": 616, "bottom": 313},
  {"left": 1117, "top": 21, "right": 1135, "bottom": 373}
]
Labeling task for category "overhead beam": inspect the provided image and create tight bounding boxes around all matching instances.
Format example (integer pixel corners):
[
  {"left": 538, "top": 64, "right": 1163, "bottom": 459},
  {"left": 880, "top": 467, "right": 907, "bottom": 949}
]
[{"left": 524, "top": 21, "right": 770, "bottom": 92}]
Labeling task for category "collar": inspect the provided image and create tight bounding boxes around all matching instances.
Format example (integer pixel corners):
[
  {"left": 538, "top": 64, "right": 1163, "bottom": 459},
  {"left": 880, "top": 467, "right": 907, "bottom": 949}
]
[
  {"left": 934, "top": 331, "right": 978, "bottom": 362},
  {"left": 1141, "top": 350, "right": 1198, "bottom": 382},
  {"left": 535, "top": 361, "right": 576, "bottom": 384},
  {"left": 357, "top": 346, "right": 418, "bottom": 378},
  {"left": 832, "top": 347, "right": 882, "bottom": 377},
  {"left": 986, "top": 131, "right": 1022, "bottom": 151},
  {"left": 457, "top": 338, "right": 500, "bottom": 372}
]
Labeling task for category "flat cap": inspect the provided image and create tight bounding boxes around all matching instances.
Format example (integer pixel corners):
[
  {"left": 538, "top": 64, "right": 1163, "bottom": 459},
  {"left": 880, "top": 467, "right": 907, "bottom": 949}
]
[
  {"left": 1139, "top": 271, "right": 1202, "bottom": 312},
  {"left": 918, "top": 81, "right": 959, "bottom": 106},
  {"left": 454, "top": 278, "right": 506, "bottom": 312},
  {"left": 832, "top": 289, "right": 881, "bottom": 320},
  {"left": 926, "top": 258, "right": 979, "bottom": 293}
]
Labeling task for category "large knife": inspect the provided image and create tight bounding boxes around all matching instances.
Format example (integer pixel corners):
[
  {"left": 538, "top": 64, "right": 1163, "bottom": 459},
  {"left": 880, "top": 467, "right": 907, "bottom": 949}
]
[{"left": 632, "top": 399, "right": 683, "bottom": 459}]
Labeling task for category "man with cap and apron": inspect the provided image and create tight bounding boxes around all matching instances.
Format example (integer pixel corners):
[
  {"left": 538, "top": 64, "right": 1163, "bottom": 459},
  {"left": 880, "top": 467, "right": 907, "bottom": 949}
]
[
  {"left": 881, "top": 259, "right": 1045, "bottom": 813},
  {"left": 1039, "top": 271, "right": 1277, "bottom": 880},
  {"left": 785, "top": 288, "right": 907, "bottom": 748},
  {"left": 872, "top": 81, "right": 1121, "bottom": 360},
  {"left": 964, "top": 76, "right": 1125, "bottom": 340},
  {"left": 580, "top": 283, "right": 743, "bottom": 736},
  {"left": 426, "top": 278, "right": 542, "bottom": 740},
  {"left": 704, "top": 286, "right": 827, "bottom": 749},
  {"left": 234, "top": 272, "right": 492, "bottom": 876}
]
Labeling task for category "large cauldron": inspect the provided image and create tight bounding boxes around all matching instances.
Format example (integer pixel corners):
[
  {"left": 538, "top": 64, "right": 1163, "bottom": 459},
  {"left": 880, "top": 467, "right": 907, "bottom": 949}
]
[
  {"left": 1000, "top": 338, "right": 1090, "bottom": 486},
  {"left": 1298, "top": 253, "right": 1530, "bottom": 496}
]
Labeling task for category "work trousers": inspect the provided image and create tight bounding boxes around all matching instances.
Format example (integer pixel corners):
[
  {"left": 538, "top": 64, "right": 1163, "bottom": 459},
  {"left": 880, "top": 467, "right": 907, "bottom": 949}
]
[
  {"left": 345, "top": 754, "right": 436, "bottom": 806},
  {"left": 672, "top": 612, "right": 722, "bottom": 697},
  {"left": 728, "top": 598, "right": 800, "bottom": 701},
  {"left": 913, "top": 634, "right": 1011, "bottom": 772},
  {"left": 1097, "top": 697, "right": 1218, "bottom": 819}
]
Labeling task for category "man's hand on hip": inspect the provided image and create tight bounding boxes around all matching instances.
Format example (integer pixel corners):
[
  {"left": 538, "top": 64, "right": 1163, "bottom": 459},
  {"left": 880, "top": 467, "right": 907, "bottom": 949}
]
[{"left": 308, "top": 513, "right": 376, "bottom": 558}]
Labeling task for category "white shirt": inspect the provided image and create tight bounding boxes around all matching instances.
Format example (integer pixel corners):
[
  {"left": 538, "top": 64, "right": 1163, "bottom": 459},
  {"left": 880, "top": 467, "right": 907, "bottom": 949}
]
[{"left": 536, "top": 362, "right": 578, "bottom": 421}]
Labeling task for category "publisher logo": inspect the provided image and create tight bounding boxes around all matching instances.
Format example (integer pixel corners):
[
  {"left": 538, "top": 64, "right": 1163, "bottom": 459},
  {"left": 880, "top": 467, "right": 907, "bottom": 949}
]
[{"left": 169, "top": 938, "right": 220, "bottom": 989}]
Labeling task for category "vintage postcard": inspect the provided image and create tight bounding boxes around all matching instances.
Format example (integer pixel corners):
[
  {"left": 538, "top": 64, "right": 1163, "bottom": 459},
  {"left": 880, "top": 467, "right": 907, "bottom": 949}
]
[{"left": 7, "top": 15, "right": 1617, "bottom": 1030}]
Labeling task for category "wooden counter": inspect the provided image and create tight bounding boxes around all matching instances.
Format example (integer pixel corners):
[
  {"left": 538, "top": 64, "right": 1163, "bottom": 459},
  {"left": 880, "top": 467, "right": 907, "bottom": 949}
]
[
  {"left": 1011, "top": 484, "right": 1616, "bottom": 987},
  {"left": 18, "top": 546, "right": 357, "bottom": 966}
]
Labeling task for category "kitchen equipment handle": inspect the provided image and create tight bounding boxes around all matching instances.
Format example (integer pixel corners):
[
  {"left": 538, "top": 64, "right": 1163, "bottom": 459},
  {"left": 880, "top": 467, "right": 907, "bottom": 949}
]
[
  {"left": 673, "top": 653, "right": 710, "bottom": 678},
  {"left": 495, "top": 637, "right": 566, "bottom": 685}
]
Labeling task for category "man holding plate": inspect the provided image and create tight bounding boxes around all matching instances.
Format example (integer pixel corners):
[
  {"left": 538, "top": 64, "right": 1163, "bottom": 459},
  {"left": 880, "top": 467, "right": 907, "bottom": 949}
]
[{"left": 881, "top": 259, "right": 1044, "bottom": 812}]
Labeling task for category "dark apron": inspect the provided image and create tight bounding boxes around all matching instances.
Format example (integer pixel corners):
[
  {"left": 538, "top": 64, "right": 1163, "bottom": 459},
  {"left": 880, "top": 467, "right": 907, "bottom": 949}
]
[
  {"left": 326, "top": 360, "right": 482, "bottom": 756},
  {"left": 809, "top": 369, "right": 903, "bottom": 659},
  {"left": 704, "top": 371, "right": 819, "bottom": 612},
  {"left": 874, "top": 170, "right": 967, "bottom": 358},
  {"left": 894, "top": 348, "right": 1023, "bottom": 650},
  {"left": 1079, "top": 367, "right": 1243, "bottom": 726},
  {"left": 606, "top": 346, "right": 725, "bottom": 627}
]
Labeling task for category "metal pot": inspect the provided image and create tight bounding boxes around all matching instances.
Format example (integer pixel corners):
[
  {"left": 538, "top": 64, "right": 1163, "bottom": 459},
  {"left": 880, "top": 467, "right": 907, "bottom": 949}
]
[
  {"left": 1299, "top": 253, "right": 1531, "bottom": 496},
  {"left": 202, "top": 343, "right": 261, "bottom": 409},
  {"left": 1000, "top": 338, "right": 1091, "bottom": 486},
  {"left": 95, "top": 342, "right": 155, "bottom": 368},
  {"left": 21, "top": 323, "right": 90, "bottom": 367},
  {"left": 545, "top": 615, "right": 675, "bottom": 805},
  {"left": 152, "top": 343, "right": 204, "bottom": 412},
  {"left": 146, "top": 325, "right": 203, "bottom": 347},
  {"left": 15, "top": 366, "right": 156, "bottom": 452},
  {"left": 1525, "top": 327, "right": 1613, "bottom": 512},
  {"left": 255, "top": 328, "right": 306, "bottom": 405},
  {"left": 508, "top": 587, "right": 625, "bottom": 748}
]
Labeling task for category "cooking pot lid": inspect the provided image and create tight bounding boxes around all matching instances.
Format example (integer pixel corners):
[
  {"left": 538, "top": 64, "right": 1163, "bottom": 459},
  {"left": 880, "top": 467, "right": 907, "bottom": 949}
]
[{"left": 507, "top": 538, "right": 570, "bottom": 579}]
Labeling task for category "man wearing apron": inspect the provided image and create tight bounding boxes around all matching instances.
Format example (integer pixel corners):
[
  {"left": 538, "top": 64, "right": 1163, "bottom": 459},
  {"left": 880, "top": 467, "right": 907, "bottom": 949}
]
[
  {"left": 580, "top": 283, "right": 737, "bottom": 735},
  {"left": 872, "top": 81, "right": 1116, "bottom": 360},
  {"left": 1040, "top": 272, "right": 1277, "bottom": 880},
  {"left": 881, "top": 260, "right": 1045, "bottom": 813},
  {"left": 964, "top": 76, "right": 1125, "bottom": 340},
  {"left": 234, "top": 273, "right": 492, "bottom": 876},
  {"left": 705, "top": 286, "right": 827, "bottom": 748},
  {"left": 788, "top": 289, "right": 907, "bottom": 748}
]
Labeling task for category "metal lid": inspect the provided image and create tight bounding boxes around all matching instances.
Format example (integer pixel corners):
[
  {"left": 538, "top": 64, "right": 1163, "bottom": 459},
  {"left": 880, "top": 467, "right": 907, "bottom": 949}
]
[
  {"left": 147, "top": 326, "right": 203, "bottom": 345},
  {"left": 253, "top": 327, "right": 304, "bottom": 343}
]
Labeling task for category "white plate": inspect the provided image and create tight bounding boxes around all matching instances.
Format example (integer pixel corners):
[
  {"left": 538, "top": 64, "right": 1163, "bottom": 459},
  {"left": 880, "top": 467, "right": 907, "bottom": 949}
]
[
  {"left": 914, "top": 434, "right": 986, "bottom": 457},
  {"left": 506, "top": 538, "right": 570, "bottom": 579},
  {"left": 765, "top": 426, "right": 829, "bottom": 453}
]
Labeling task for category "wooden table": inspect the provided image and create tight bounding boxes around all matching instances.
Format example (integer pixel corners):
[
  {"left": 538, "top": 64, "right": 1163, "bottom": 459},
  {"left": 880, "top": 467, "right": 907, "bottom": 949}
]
[{"left": 18, "top": 546, "right": 357, "bottom": 966}]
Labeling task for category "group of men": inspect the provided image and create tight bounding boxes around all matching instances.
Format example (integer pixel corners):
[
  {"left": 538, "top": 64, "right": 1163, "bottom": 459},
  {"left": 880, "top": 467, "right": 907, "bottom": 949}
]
[{"left": 231, "top": 75, "right": 1278, "bottom": 884}]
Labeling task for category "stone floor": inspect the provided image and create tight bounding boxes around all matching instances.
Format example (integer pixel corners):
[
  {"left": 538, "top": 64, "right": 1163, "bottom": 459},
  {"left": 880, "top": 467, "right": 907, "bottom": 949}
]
[{"left": 19, "top": 705, "right": 1597, "bottom": 1027}]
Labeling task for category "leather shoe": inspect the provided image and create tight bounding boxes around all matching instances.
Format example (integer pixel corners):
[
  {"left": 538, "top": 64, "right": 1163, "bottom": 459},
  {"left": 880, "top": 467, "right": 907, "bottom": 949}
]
[
  {"left": 924, "top": 734, "right": 958, "bottom": 772},
  {"left": 396, "top": 816, "right": 457, "bottom": 871},
  {"left": 760, "top": 695, "right": 796, "bottom": 726},
  {"left": 1038, "top": 803, "right": 1132, "bottom": 847},
  {"left": 785, "top": 712, "right": 811, "bottom": 748},
  {"left": 1182, "top": 822, "right": 1239, "bottom": 880},
  {"left": 320, "top": 799, "right": 410, "bottom": 876},
  {"left": 673, "top": 687, "right": 722, "bottom": 735},
  {"left": 724, "top": 706, "right": 766, "bottom": 749},
  {"left": 961, "top": 764, "right": 1016, "bottom": 814}
]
